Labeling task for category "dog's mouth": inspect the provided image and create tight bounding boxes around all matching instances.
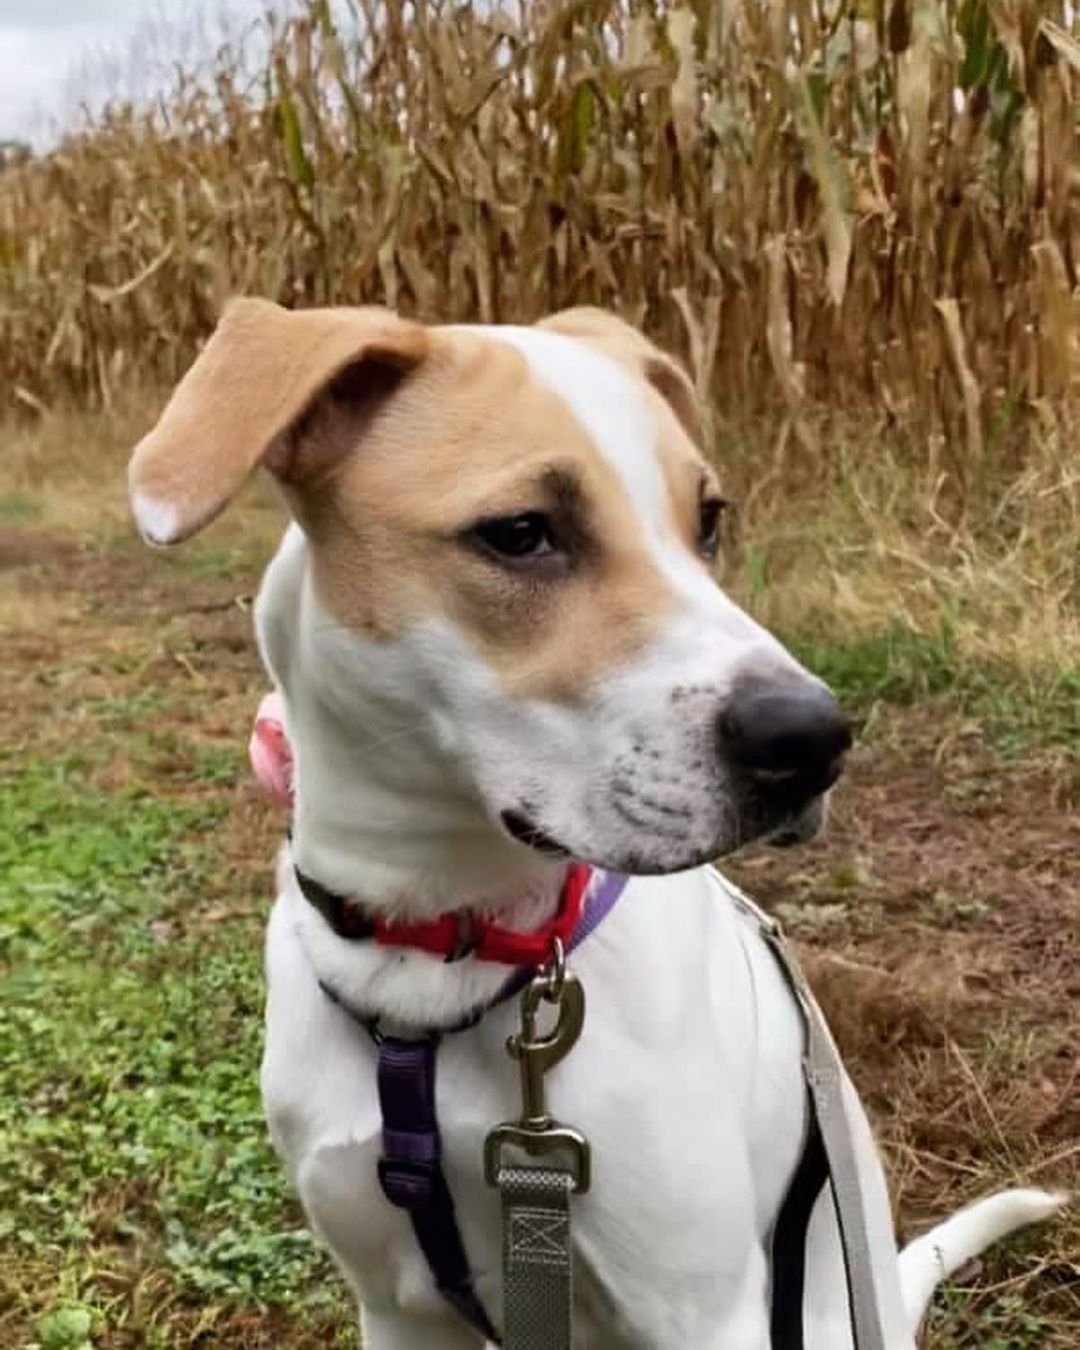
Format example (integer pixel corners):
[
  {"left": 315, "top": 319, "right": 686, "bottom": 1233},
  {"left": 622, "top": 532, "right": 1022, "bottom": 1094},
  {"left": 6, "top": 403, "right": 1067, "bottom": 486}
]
[
  {"left": 500, "top": 810, "right": 572, "bottom": 858},
  {"left": 502, "top": 784, "right": 829, "bottom": 870},
  {"left": 760, "top": 793, "right": 828, "bottom": 850}
]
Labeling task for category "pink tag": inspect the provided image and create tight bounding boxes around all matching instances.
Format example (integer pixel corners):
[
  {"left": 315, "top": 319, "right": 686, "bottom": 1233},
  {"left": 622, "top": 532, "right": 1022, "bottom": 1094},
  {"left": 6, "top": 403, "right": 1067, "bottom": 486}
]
[{"left": 249, "top": 691, "right": 294, "bottom": 808}]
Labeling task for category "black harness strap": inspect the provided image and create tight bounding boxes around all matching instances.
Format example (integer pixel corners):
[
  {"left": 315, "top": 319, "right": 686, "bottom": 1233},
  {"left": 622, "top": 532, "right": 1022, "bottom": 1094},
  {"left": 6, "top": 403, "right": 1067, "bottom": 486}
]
[{"left": 770, "top": 1111, "right": 830, "bottom": 1348}]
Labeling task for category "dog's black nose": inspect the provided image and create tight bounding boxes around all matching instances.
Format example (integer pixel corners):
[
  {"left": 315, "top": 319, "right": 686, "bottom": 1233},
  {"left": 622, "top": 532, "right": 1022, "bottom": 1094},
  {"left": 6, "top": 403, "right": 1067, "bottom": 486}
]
[{"left": 719, "top": 680, "right": 852, "bottom": 796}]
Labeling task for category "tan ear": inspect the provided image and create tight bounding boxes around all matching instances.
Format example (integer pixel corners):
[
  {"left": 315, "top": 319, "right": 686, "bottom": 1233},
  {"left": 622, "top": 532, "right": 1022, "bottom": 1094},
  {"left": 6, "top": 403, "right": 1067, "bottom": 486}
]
[
  {"left": 537, "top": 307, "right": 702, "bottom": 444},
  {"left": 128, "top": 297, "right": 428, "bottom": 545}
]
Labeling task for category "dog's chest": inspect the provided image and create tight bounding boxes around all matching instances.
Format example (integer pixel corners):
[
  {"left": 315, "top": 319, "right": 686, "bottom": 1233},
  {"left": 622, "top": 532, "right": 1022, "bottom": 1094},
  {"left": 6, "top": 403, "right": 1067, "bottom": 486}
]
[
  {"left": 272, "top": 1007, "right": 522, "bottom": 1315},
  {"left": 261, "top": 873, "right": 811, "bottom": 1340},
  {"left": 280, "top": 996, "right": 789, "bottom": 1340}
]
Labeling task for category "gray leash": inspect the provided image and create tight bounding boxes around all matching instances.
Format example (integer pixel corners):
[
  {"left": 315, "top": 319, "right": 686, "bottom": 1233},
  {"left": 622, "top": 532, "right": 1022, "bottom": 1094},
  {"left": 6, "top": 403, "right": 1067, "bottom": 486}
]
[
  {"left": 498, "top": 1166, "right": 574, "bottom": 1349},
  {"left": 485, "top": 877, "right": 890, "bottom": 1350},
  {"left": 485, "top": 939, "right": 583, "bottom": 1350},
  {"left": 721, "top": 872, "right": 889, "bottom": 1350}
]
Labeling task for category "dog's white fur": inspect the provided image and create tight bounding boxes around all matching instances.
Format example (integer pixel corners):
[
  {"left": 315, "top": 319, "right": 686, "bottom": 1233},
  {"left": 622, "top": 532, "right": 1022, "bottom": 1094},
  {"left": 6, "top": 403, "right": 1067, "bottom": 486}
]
[{"left": 130, "top": 301, "right": 1062, "bottom": 1347}]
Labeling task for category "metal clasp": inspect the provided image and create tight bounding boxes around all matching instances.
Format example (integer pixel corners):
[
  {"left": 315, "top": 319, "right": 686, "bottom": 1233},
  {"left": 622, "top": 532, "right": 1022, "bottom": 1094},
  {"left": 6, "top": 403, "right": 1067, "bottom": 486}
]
[{"left": 484, "top": 940, "right": 591, "bottom": 1193}]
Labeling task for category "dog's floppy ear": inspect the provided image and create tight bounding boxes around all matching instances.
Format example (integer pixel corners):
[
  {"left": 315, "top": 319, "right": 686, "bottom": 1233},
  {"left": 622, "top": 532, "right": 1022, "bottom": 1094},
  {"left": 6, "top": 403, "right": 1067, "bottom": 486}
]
[
  {"left": 537, "top": 307, "right": 702, "bottom": 445},
  {"left": 128, "top": 298, "right": 428, "bottom": 545}
]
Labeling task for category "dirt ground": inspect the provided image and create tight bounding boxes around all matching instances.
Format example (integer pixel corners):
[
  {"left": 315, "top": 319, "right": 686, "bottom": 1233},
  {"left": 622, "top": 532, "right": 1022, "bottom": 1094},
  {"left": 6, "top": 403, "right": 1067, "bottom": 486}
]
[{"left": 2, "top": 518, "right": 1077, "bottom": 1347}]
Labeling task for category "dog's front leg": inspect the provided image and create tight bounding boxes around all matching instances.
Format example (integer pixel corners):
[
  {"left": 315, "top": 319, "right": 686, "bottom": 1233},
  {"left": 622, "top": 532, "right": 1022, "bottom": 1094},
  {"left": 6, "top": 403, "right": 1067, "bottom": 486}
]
[{"left": 360, "top": 1303, "right": 490, "bottom": 1350}]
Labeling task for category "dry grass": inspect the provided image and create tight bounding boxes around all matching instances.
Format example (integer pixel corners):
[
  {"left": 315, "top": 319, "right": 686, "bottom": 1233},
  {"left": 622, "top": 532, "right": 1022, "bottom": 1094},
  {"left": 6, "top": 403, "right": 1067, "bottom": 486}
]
[
  {"left": 733, "top": 408, "right": 1080, "bottom": 673},
  {"left": 2, "top": 0, "right": 1078, "bottom": 475},
  {"left": 0, "top": 393, "right": 283, "bottom": 542}
]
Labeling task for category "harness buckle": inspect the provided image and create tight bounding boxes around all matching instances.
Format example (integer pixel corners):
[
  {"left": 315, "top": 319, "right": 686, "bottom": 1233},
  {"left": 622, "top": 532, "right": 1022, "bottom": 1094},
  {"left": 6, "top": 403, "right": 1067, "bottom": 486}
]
[
  {"left": 483, "top": 950, "right": 591, "bottom": 1193},
  {"left": 377, "top": 1156, "right": 439, "bottom": 1208}
]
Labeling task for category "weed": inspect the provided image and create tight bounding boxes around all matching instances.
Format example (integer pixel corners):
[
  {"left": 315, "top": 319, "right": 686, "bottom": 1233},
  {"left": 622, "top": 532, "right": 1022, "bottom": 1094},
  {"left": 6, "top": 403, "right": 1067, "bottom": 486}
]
[
  {"left": 923, "top": 892, "right": 993, "bottom": 926},
  {"left": 792, "top": 622, "right": 964, "bottom": 713},
  {"left": 929, "top": 1286, "right": 1055, "bottom": 1348},
  {"left": 0, "top": 492, "right": 42, "bottom": 523}
]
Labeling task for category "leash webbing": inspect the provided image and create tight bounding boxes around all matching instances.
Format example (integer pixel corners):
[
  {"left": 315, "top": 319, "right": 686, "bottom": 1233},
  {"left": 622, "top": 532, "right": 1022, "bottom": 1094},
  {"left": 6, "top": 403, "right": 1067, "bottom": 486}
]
[
  {"left": 798, "top": 988, "right": 889, "bottom": 1350},
  {"left": 769, "top": 1109, "right": 829, "bottom": 1345},
  {"left": 498, "top": 1165, "right": 575, "bottom": 1350}
]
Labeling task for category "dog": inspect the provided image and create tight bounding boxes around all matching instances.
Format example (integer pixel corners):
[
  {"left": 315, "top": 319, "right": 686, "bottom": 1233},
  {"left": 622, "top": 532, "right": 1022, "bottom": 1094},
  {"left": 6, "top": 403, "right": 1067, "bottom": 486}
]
[{"left": 128, "top": 298, "right": 1061, "bottom": 1348}]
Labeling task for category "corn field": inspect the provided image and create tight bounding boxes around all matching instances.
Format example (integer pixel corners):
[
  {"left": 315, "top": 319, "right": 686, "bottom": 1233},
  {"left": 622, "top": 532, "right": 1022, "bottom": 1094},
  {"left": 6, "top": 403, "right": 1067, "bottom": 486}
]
[{"left": 1, "top": 0, "right": 1078, "bottom": 475}]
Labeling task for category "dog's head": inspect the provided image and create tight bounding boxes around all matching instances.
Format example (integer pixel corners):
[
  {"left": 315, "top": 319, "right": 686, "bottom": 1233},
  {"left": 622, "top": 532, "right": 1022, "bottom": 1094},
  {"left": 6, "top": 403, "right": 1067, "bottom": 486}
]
[{"left": 129, "top": 299, "right": 849, "bottom": 874}]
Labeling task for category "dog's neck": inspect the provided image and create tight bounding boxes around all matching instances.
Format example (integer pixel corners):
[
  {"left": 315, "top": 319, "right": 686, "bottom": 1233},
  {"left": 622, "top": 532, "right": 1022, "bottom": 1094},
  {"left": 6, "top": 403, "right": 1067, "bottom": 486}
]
[
  {"left": 286, "top": 683, "right": 567, "bottom": 920},
  {"left": 257, "top": 529, "right": 566, "bottom": 920},
  {"left": 255, "top": 529, "right": 574, "bottom": 1026},
  {"left": 276, "top": 690, "right": 571, "bottom": 1026}
]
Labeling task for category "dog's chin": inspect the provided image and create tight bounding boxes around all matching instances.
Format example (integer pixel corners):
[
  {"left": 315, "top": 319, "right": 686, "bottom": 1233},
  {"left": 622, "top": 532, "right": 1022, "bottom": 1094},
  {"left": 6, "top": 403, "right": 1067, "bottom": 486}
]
[
  {"left": 500, "top": 793, "right": 829, "bottom": 875},
  {"left": 500, "top": 808, "right": 708, "bottom": 874}
]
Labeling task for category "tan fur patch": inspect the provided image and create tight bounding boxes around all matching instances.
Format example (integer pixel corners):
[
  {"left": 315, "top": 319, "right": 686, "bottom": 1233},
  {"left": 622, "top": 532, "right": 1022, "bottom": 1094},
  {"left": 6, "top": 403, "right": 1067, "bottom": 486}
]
[
  {"left": 301, "top": 329, "right": 683, "bottom": 702},
  {"left": 128, "top": 298, "right": 428, "bottom": 543},
  {"left": 130, "top": 300, "right": 717, "bottom": 704}
]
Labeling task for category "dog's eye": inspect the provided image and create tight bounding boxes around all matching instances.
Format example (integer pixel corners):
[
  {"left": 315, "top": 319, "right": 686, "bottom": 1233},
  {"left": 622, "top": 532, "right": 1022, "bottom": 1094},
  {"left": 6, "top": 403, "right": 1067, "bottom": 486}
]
[
  {"left": 698, "top": 497, "right": 728, "bottom": 560},
  {"left": 470, "top": 512, "right": 557, "bottom": 561}
]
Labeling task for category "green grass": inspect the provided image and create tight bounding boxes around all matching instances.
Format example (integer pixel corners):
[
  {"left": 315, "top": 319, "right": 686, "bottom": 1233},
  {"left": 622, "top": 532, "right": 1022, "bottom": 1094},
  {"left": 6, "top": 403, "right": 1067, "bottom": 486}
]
[
  {"left": 0, "top": 491, "right": 43, "bottom": 523},
  {"left": 0, "top": 747, "right": 349, "bottom": 1346},
  {"left": 928, "top": 1286, "right": 1056, "bottom": 1349},
  {"left": 792, "top": 620, "right": 1080, "bottom": 763}
]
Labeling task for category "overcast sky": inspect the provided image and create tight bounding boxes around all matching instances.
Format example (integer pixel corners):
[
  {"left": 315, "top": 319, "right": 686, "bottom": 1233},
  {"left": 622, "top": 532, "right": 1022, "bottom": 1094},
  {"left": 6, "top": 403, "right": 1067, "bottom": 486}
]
[{"left": 0, "top": 1, "right": 280, "bottom": 145}]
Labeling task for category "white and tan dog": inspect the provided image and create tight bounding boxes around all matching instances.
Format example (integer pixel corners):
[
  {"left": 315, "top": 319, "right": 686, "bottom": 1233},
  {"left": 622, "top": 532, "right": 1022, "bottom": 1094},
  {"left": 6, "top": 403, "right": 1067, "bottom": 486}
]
[{"left": 129, "top": 299, "right": 1060, "bottom": 1349}]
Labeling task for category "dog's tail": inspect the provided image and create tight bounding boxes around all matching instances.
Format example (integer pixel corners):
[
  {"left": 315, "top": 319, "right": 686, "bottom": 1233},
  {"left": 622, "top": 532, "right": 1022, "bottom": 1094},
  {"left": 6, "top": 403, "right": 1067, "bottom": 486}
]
[{"left": 897, "top": 1187, "right": 1065, "bottom": 1332}]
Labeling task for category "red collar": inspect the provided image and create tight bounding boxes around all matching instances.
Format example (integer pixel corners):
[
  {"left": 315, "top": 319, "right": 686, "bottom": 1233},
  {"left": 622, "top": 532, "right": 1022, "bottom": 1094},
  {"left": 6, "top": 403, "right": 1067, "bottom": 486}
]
[{"left": 294, "top": 861, "right": 593, "bottom": 966}]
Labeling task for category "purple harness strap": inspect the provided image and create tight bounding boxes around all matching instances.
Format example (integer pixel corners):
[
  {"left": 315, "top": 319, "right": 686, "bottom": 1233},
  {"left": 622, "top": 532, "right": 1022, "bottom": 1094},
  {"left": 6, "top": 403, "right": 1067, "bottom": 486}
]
[
  {"left": 350, "top": 869, "right": 628, "bottom": 1343},
  {"left": 375, "top": 1034, "right": 501, "bottom": 1340}
]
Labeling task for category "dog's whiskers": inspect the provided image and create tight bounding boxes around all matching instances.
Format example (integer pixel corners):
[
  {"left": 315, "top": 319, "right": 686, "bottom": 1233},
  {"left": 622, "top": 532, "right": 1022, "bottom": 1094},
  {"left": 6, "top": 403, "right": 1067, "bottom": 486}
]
[{"left": 357, "top": 719, "right": 435, "bottom": 756}]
